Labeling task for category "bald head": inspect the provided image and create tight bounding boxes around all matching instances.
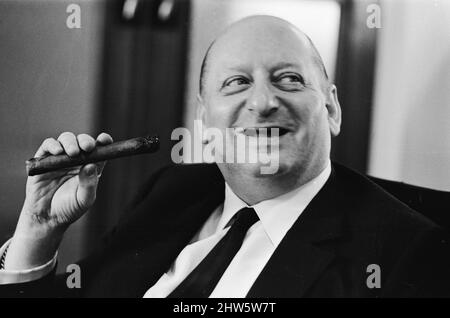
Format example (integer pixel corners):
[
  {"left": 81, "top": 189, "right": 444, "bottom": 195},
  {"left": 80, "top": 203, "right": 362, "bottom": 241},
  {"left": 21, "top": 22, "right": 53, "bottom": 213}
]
[{"left": 199, "top": 15, "right": 329, "bottom": 96}]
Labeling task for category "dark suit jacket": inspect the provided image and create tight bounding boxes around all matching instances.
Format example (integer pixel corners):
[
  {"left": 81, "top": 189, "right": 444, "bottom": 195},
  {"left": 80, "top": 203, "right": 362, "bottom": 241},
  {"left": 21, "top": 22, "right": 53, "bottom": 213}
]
[{"left": 1, "top": 162, "right": 450, "bottom": 297}]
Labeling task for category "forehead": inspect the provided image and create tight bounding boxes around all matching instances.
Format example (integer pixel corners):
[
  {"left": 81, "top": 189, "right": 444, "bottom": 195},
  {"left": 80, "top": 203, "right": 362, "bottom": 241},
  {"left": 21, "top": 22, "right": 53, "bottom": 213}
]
[{"left": 208, "top": 22, "right": 313, "bottom": 73}]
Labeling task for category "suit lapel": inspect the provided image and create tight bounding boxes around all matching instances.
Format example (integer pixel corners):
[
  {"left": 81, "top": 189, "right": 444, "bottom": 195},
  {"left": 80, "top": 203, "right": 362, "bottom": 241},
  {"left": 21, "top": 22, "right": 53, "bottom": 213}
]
[
  {"left": 135, "top": 183, "right": 226, "bottom": 295},
  {"left": 247, "top": 167, "right": 344, "bottom": 298}
]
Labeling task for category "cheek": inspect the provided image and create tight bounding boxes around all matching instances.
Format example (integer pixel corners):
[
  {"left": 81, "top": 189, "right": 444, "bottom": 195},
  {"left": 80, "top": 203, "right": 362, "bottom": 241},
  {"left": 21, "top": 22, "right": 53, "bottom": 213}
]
[
  {"left": 287, "top": 93, "right": 325, "bottom": 127},
  {"left": 282, "top": 94, "right": 329, "bottom": 155},
  {"left": 205, "top": 96, "right": 243, "bottom": 129}
]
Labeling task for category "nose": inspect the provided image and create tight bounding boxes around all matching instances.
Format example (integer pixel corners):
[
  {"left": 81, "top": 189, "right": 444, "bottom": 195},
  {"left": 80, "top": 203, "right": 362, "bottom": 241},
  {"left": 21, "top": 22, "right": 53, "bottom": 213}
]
[{"left": 247, "top": 82, "right": 279, "bottom": 117}]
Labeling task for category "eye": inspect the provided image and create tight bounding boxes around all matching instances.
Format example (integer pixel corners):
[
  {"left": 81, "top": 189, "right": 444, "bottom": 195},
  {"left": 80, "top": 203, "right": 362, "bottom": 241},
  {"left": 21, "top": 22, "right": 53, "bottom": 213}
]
[
  {"left": 279, "top": 74, "right": 301, "bottom": 83},
  {"left": 223, "top": 76, "right": 250, "bottom": 88},
  {"left": 221, "top": 76, "right": 250, "bottom": 94},
  {"left": 274, "top": 73, "right": 305, "bottom": 90}
]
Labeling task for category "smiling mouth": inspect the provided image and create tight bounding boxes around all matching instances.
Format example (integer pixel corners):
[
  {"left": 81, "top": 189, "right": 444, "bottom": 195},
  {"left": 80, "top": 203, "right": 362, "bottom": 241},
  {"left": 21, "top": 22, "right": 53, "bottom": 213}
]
[{"left": 235, "top": 127, "right": 290, "bottom": 137}]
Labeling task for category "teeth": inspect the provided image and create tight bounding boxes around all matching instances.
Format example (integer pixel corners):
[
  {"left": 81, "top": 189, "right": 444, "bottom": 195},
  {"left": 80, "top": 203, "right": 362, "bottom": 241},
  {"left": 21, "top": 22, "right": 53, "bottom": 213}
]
[
  {"left": 234, "top": 127, "right": 285, "bottom": 137},
  {"left": 244, "top": 128, "right": 258, "bottom": 137}
]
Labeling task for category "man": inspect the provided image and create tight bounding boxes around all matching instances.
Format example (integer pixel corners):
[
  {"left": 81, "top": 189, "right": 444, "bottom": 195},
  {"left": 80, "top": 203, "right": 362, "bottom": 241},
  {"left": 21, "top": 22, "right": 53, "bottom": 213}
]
[{"left": 0, "top": 16, "right": 449, "bottom": 297}]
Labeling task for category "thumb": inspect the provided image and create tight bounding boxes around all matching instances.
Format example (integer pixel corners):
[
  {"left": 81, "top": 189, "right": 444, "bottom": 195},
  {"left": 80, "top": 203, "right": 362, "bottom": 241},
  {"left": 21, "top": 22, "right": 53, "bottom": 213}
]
[{"left": 76, "top": 164, "right": 99, "bottom": 210}]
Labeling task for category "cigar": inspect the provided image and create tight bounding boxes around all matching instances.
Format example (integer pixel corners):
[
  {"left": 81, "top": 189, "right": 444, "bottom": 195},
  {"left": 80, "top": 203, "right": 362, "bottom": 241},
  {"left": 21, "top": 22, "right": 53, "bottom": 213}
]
[{"left": 26, "top": 135, "right": 160, "bottom": 176}]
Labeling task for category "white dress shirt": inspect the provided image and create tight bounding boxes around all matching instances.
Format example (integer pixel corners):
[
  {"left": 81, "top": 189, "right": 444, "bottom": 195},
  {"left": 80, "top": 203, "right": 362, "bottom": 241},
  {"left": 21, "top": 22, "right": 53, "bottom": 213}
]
[{"left": 0, "top": 161, "right": 331, "bottom": 297}]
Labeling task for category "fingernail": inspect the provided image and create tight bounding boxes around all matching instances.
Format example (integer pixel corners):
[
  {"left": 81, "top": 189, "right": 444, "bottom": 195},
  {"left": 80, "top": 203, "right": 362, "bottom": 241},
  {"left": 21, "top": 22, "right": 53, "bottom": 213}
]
[{"left": 86, "top": 165, "right": 96, "bottom": 176}]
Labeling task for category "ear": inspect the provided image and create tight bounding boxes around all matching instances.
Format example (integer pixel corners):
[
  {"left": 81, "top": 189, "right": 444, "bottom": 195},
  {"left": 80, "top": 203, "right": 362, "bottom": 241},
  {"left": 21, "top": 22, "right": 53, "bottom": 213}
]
[
  {"left": 196, "top": 94, "right": 209, "bottom": 144},
  {"left": 325, "top": 84, "right": 342, "bottom": 137}
]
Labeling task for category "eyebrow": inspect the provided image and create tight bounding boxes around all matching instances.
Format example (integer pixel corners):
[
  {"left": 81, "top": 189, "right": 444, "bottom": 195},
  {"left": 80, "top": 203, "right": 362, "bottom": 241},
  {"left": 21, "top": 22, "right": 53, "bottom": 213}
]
[
  {"left": 222, "top": 62, "right": 303, "bottom": 74},
  {"left": 269, "top": 62, "right": 303, "bottom": 73},
  {"left": 222, "top": 64, "right": 249, "bottom": 74}
]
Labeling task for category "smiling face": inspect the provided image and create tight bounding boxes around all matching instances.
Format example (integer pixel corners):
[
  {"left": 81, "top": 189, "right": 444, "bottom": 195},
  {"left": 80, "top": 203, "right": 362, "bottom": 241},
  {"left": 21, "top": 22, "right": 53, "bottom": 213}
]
[{"left": 198, "top": 16, "right": 341, "bottom": 185}]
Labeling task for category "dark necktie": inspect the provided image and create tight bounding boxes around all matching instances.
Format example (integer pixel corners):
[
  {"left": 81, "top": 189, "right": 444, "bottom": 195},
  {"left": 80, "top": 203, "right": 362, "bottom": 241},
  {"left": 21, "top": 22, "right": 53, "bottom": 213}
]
[{"left": 167, "top": 207, "right": 259, "bottom": 298}]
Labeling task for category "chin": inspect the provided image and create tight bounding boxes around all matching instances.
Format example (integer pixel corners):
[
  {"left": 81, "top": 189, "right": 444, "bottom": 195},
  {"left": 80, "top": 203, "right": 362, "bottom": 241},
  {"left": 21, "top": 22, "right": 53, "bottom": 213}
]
[{"left": 235, "top": 160, "right": 289, "bottom": 179}]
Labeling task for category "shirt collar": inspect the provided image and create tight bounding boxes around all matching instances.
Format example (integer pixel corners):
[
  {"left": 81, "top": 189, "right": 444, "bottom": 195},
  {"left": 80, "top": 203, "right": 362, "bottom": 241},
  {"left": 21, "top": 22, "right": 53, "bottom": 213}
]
[{"left": 218, "top": 160, "right": 332, "bottom": 247}]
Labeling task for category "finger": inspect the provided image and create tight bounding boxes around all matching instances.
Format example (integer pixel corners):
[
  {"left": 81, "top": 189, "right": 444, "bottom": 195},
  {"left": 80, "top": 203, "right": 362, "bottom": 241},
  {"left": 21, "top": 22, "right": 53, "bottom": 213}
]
[
  {"left": 96, "top": 161, "right": 106, "bottom": 176},
  {"left": 76, "top": 164, "right": 99, "bottom": 210},
  {"left": 77, "top": 133, "right": 96, "bottom": 153},
  {"left": 94, "top": 133, "right": 112, "bottom": 175},
  {"left": 34, "top": 138, "right": 64, "bottom": 157},
  {"left": 57, "top": 132, "right": 80, "bottom": 157},
  {"left": 96, "top": 132, "right": 113, "bottom": 146}
]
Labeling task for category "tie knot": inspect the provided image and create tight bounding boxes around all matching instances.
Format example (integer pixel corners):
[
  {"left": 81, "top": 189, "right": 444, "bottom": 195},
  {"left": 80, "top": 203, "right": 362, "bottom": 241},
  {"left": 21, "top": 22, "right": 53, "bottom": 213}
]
[{"left": 229, "top": 207, "right": 259, "bottom": 231}]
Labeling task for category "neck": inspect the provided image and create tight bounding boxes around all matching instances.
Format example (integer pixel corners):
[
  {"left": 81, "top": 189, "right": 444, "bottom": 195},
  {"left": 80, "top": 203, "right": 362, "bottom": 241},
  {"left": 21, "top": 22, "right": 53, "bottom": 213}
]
[{"left": 218, "top": 159, "right": 329, "bottom": 206}]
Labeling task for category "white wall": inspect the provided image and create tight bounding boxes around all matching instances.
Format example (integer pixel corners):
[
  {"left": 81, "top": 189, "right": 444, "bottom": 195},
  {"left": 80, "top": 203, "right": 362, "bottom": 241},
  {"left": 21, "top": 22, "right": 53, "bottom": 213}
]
[{"left": 369, "top": 0, "right": 450, "bottom": 191}]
